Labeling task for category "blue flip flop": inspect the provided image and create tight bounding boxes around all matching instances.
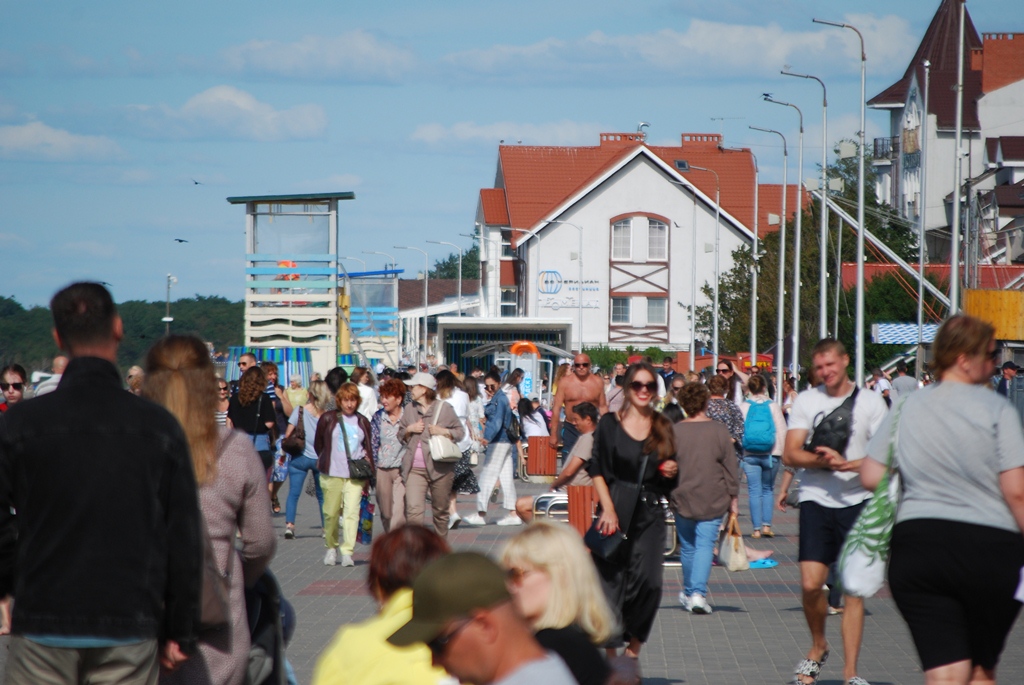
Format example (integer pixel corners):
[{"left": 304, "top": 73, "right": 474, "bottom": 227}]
[{"left": 749, "top": 558, "right": 779, "bottom": 569}]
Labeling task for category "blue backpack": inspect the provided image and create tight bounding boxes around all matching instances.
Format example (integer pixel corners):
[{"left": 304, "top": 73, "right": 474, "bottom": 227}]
[{"left": 742, "top": 400, "right": 776, "bottom": 454}]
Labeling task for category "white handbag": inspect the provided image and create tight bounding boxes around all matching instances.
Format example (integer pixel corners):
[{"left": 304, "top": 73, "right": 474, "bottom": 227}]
[{"left": 428, "top": 403, "right": 462, "bottom": 462}]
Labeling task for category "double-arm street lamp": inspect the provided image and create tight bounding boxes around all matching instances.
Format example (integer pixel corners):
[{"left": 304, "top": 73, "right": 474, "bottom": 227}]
[
  {"left": 764, "top": 95, "right": 804, "bottom": 379},
  {"left": 395, "top": 245, "right": 429, "bottom": 368},
  {"left": 814, "top": 17, "right": 867, "bottom": 386},
  {"left": 427, "top": 240, "right": 463, "bottom": 316},
  {"left": 363, "top": 250, "right": 395, "bottom": 271}
]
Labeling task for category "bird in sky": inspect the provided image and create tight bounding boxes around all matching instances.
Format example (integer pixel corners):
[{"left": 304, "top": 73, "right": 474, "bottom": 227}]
[
  {"left": 174, "top": 238, "right": 189, "bottom": 243},
  {"left": 191, "top": 179, "right": 203, "bottom": 185}
]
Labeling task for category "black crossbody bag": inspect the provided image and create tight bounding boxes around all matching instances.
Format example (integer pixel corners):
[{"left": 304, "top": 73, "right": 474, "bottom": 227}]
[
  {"left": 805, "top": 387, "right": 859, "bottom": 455},
  {"left": 584, "top": 453, "right": 650, "bottom": 564}
]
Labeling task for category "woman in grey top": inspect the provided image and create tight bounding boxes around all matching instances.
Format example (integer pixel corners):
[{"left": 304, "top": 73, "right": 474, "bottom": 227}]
[
  {"left": 863, "top": 314, "right": 1024, "bottom": 685},
  {"left": 669, "top": 382, "right": 738, "bottom": 615},
  {"left": 281, "top": 380, "right": 331, "bottom": 540}
]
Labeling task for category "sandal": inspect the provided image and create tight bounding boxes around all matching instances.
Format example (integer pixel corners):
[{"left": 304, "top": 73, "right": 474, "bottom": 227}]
[
  {"left": 272, "top": 497, "right": 281, "bottom": 514},
  {"left": 750, "top": 530, "right": 762, "bottom": 539},
  {"left": 762, "top": 526, "right": 774, "bottom": 538},
  {"left": 793, "top": 647, "right": 829, "bottom": 685}
]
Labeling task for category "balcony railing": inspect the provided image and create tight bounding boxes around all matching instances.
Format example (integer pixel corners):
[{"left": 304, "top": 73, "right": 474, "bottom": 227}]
[{"left": 873, "top": 136, "right": 900, "bottom": 160}]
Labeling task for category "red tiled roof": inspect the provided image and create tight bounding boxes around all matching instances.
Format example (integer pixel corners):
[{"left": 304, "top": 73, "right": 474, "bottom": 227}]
[
  {"left": 993, "top": 180, "right": 1024, "bottom": 212},
  {"left": 479, "top": 188, "right": 510, "bottom": 226},
  {"left": 998, "top": 137, "right": 1024, "bottom": 163},
  {"left": 868, "top": 0, "right": 983, "bottom": 130},
  {"left": 398, "top": 279, "right": 480, "bottom": 311},
  {"left": 839, "top": 263, "right": 1024, "bottom": 290},
  {"left": 755, "top": 184, "right": 805, "bottom": 237},
  {"left": 491, "top": 133, "right": 756, "bottom": 245}
]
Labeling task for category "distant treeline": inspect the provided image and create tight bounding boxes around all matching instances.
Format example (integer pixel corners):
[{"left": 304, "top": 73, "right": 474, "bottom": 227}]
[{"left": 0, "top": 295, "right": 244, "bottom": 374}]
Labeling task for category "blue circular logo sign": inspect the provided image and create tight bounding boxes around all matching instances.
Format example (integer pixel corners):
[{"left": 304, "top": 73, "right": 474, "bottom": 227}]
[{"left": 538, "top": 271, "right": 562, "bottom": 294}]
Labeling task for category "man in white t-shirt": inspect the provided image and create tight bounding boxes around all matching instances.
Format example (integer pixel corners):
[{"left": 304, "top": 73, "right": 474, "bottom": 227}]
[{"left": 783, "top": 339, "right": 888, "bottom": 685}]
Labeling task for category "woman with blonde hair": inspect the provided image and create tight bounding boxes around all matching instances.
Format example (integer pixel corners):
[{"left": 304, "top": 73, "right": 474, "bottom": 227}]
[
  {"left": 144, "top": 335, "right": 276, "bottom": 685},
  {"left": 281, "top": 380, "right": 332, "bottom": 540},
  {"left": 502, "top": 520, "right": 615, "bottom": 685}
]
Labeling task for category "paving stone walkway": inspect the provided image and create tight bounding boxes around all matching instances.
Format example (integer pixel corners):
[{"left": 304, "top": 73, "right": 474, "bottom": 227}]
[{"left": 2, "top": 474, "right": 1022, "bottom": 684}]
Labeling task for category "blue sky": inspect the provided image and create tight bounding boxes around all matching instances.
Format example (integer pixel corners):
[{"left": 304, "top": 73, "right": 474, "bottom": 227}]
[{"left": 0, "top": 0, "right": 1014, "bottom": 306}]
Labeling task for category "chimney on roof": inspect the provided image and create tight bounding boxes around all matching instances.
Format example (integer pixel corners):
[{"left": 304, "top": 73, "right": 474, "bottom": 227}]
[
  {"left": 681, "top": 133, "right": 723, "bottom": 148},
  {"left": 600, "top": 132, "right": 646, "bottom": 148}
]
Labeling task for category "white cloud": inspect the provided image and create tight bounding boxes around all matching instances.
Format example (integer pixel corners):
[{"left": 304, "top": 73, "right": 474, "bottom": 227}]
[
  {"left": 221, "top": 30, "right": 415, "bottom": 83},
  {"left": 121, "top": 86, "right": 327, "bottom": 141},
  {"left": 441, "top": 15, "right": 915, "bottom": 84},
  {"left": 0, "top": 232, "right": 32, "bottom": 249},
  {"left": 0, "top": 121, "right": 123, "bottom": 161},
  {"left": 411, "top": 120, "right": 603, "bottom": 146}
]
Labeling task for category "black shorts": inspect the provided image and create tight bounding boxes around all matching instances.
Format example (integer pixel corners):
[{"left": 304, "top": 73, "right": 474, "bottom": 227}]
[
  {"left": 888, "top": 518, "right": 1024, "bottom": 672},
  {"left": 797, "top": 500, "right": 866, "bottom": 565}
]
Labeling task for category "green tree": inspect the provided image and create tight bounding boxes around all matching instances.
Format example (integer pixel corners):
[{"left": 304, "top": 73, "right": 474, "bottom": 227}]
[{"left": 429, "top": 244, "right": 480, "bottom": 280}]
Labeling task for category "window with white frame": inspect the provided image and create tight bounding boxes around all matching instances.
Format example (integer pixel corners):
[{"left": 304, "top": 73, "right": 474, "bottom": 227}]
[
  {"left": 611, "top": 220, "right": 631, "bottom": 260},
  {"left": 647, "top": 297, "right": 667, "bottom": 325},
  {"left": 611, "top": 297, "right": 630, "bottom": 324},
  {"left": 500, "top": 287, "right": 517, "bottom": 317},
  {"left": 648, "top": 220, "right": 667, "bottom": 261}
]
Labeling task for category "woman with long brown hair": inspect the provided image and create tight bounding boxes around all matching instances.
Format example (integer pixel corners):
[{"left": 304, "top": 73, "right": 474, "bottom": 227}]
[
  {"left": 588, "top": 361, "right": 677, "bottom": 660},
  {"left": 227, "top": 365, "right": 276, "bottom": 471},
  {"left": 144, "top": 335, "right": 276, "bottom": 685}
]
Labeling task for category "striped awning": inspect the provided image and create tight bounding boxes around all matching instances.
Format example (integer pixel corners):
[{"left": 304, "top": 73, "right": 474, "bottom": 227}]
[
  {"left": 226, "top": 347, "right": 314, "bottom": 384},
  {"left": 871, "top": 323, "right": 940, "bottom": 345}
]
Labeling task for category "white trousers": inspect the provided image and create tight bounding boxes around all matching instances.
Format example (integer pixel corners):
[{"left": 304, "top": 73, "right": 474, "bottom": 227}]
[{"left": 475, "top": 441, "right": 516, "bottom": 514}]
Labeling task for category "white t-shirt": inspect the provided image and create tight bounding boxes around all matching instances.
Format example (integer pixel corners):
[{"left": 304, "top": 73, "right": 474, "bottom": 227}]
[
  {"left": 444, "top": 387, "right": 473, "bottom": 452},
  {"left": 788, "top": 384, "right": 888, "bottom": 508},
  {"left": 521, "top": 412, "right": 550, "bottom": 439},
  {"left": 357, "top": 384, "right": 378, "bottom": 421}
]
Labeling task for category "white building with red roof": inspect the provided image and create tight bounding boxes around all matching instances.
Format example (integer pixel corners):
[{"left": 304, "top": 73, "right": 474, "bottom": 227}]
[{"left": 474, "top": 131, "right": 793, "bottom": 353}]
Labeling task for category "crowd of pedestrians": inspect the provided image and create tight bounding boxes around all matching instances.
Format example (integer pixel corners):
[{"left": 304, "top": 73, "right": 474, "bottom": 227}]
[{"left": 2, "top": 281, "right": 1024, "bottom": 685}]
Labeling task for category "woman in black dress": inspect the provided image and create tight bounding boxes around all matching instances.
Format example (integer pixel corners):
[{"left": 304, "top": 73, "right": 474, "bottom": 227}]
[{"left": 588, "top": 361, "right": 677, "bottom": 659}]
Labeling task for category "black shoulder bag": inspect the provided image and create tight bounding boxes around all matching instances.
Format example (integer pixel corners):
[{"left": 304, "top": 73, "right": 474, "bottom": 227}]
[
  {"left": 805, "top": 387, "right": 859, "bottom": 455},
  {"left": 251, "top": 399, "right": 276, "bottom": 470},
  {"left": 339, "top": 415, "right": 374, "bottom": 481},
  {"left": 584, "top": 453, "right": 650, "bottom": 564}
]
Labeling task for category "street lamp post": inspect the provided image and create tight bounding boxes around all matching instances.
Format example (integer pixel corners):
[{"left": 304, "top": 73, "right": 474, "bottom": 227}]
[
  {"left": 815, "top": 17, "right": 867, "bottom": 386},
  {"left": 949, "top": 0, "right": 966, "bottom": 313},
  {"left": 395, "top": 245, "right": 429, "bottom": 368},
  {"left": 750, "top": 151, "right": 759, "bottom": 374},
  {"left": 751, "top": 126, "right": 788, "bottom": 404},
  {"left": 340, "top": 256, "right": 366, "bottom": 272},
  {"left": 680, "top": 164, "right": 721, "bottom": 369},
  {"left": 427, "top": 240, "right": 463, "bottom": 316},
  {"left": 363, "top": 250, "right": 395, "bottom": 270},
  {"left": 542, "top": 220, "right": 585, "bottom": 353},
  {"left": 782, "top": 69, "right": 830, "bottom": 340},
  {"left": 918, "top": 59, "right": 931, "bottom": 381},
  {"left": 765, "top": 95, "right": 804, "bottom": 380}
]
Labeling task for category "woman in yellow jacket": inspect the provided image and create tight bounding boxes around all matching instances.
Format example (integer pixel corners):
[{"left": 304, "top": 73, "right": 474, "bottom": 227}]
[{"left": 312, "top": 525, "right": 454, "bottom": 685}]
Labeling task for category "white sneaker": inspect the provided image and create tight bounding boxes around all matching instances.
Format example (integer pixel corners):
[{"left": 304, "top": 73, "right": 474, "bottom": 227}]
[
  {"left": 496, "top": 513, "right": 523, "bottom": 526},
  {"left": 323, "top": 548, "right": 338, "bottom": 566},
  {"left": 679, "top": 592, "right": 693, "bottom": 611},
  {"left": 448, "top": 513, "right": 462, "bottom": 530},
  {"left": 340, "top": 554, "right": 355, "bottom": 567},
  {"left": 462, "top": 513, "right": 486, "bottom": 526},
  {"left": 689, "top": 594, "right": 712, "bottom": 614}
]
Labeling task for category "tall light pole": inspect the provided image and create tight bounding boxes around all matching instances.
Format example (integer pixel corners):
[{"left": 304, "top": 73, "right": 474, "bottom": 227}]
[
  {"left": 363, "top": 250, "right": 395, "bottom": 270},
  {"left": 542, "top": 220, "right": 585, "bottom": 353},
  {"left": 680, "top": 164, "right": 721, "bottom": 369},
  {"left": 918, "top": 59, "right": 931, "bottom": 381},
  {"left": 815, "top": 17, "right": 867, "bottom": 386},
  {"left": 751, "top": 126, "right": 788, "bottom": 404},
  {"left": 750, "top": 151, "right": 759, "bottom": 373},
  {"left": 949, "top": 0, "right": 966, "bottom": 313},
  {"left": 427, "top": 240, "right": 463, "bottom": 316},
  {"left": 395, "top": 245, "right": 429, "bottom": 368},
  {"left": 765, "top": 96, "right": 804, "bottom": 378},
  {"left": 782, "top": 69, "right": 830, "bottom": 340},
  {"left": 163, "top": 274, "right": 177, "bottom": 335},
  {"left": 340, "top": 256, "right": 366, "bottom": 272}
]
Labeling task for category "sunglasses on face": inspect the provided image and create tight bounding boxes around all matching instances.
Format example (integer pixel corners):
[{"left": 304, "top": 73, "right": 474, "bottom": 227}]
[
  {"left": 426, "top": 617, "right": 472, "bottom": 658},
  {"left": 1, "top": 382, "right": 24, "bottom": 392},
  {"left": 218, "top": 386, "right": 229, "bottom": 392},
  {"left": 716, "top": 368, "right": 730, "bottom": 374},
  {"left": 485, "top": 384, "right": 499, "bottom": 392},
  {"left": 630, "top": 381, "right": 658, "bottom": 393},
  {"left": 574, "top": 362, "right": 590, "bottom": 368}
]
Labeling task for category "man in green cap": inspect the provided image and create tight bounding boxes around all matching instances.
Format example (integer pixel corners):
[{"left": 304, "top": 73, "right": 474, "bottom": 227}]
[{"left": 388, "top": 552, "right": 574, "bottom": 685}]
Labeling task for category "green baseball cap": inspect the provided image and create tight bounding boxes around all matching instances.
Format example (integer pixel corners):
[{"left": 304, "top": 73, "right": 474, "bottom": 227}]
[{"left": 387, "top": 552, "right": 510, "bottom": 647}]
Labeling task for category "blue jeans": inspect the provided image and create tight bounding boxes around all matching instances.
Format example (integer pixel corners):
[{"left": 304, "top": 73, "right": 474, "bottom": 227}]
[
  {"left": 741, "top": 455, "right": 780, "bottom": 530},
  {"left": 675, "top": 514, "right": 723, "bottom": 597},
  {"left": 286, "top": 455, "right": 324, "bottom": 526}
]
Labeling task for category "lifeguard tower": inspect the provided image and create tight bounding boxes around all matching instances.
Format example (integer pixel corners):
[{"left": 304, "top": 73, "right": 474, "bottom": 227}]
[{"left": 227, "top": 191, "right": 355, "bottom": 376}]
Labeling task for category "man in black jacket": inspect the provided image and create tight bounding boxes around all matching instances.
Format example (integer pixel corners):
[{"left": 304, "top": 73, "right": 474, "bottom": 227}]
[{"left": 0, "top": 282, "right": 203, "bottom": 683}]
